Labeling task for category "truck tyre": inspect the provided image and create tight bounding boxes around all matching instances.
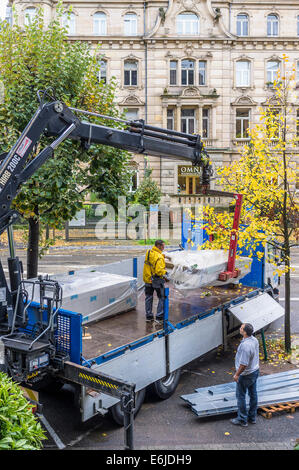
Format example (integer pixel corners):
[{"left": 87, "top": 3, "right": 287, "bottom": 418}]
[
  {"left": 109, "top": 387, "right": 146, "bottom": 426},
  {"left": 147, "top": 368, "right": 181, "bottom": 400}
]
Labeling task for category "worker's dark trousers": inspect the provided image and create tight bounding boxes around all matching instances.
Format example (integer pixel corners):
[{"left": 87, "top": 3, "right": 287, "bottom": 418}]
[
  {"left": 144, "top": 283, "right": 164, "bottom": 320},
  {"left": 236, "top": 369, "right": 259, "bottom": 423}
]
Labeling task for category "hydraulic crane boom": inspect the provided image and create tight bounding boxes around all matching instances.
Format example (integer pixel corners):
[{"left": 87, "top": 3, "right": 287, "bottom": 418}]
[
  {"left": 0, "top": 95, "right": 212, "bottom": 237},
  {"left": 0, "top": 91, "right": 212, "bottom": 333}
]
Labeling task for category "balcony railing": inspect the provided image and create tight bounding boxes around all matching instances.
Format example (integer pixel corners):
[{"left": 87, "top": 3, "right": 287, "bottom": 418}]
[
  {"left": 169, "top": 193, "right": 228, "bottom": 207},
  {"left": 202, "top": 138, "right": 217, "bottom": 148}
]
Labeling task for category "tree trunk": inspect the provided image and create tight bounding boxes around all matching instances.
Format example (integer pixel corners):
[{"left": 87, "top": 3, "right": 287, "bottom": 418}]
[
  {"left": 27, "top": 214, "right": 39, "bottom": 279},
  {"left": 281, "top": 95, "right": 292, "bottom": 353},
  {"left": 284, "top": 247, "right": 291, "bottom": 352}
]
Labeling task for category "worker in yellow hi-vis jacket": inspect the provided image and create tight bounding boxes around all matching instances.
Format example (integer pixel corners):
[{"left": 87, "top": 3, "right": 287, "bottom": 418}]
[{"left": 143, "top": 239, "right": 169, "bottom": 324}]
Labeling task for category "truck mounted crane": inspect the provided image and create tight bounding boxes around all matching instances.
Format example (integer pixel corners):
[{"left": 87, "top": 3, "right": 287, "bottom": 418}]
[{"left": 0, "top": 90, "right": 212, "bottom": 449}]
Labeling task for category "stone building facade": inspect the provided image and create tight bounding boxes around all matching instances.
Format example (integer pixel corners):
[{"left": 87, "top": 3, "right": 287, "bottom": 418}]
[{"left": 9, "top": 0, "right": 299, "bottom": 203}]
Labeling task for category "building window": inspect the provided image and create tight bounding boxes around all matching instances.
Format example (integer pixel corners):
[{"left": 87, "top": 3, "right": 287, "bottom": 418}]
[
  {"left": 202, "top": 108, "right": 210, "bottom": 138},
  {"left": 198, "top": 61, "right": 207, "bottom": 85},
  {"left": 236, "top": 109, "right": 250, "bottom": 139},
  {"left": 5, "top": 6, "right": 12, "bottom": 26},
  {"left": 181, "top": 109, "right": 195, "bottom": 134},
  {"left": 128, "top": 165, "right": 138, "bottom": 192},
  {"left": 181, "top": 59, "right": 195, "bottom": 86},
  {"left": 98, "top": 60, "right": 107, "bottom": 84},
  {"left": 267, "top": 14, "right": 279, "bottom": 37},
  {"left": 62, "top": 12, "right": 76, "bottom": 35},
  {"left": 266, "top": 108, "right": 280, "bottom": 139},
  {"left": 266, "top": 60, "right": 279, "bottom": 86},
  {"left": 24, "top": 7, "right": 37, "bottom": 26},
  {"left": 236, "top": 60, "right": 250, "bottom": 87},
  {"left": 236, "top": 13, "right": 249, "bottom": 36},
  {"left": 94, "top": 12, "right": 107, "bottom": 35},
  {"left": 170, "top": 61, "right": 178, "bottom": 85},
  {"left": 124, "top": 13, "right": 137, "bottom": 36},
  {"left": 167, "top": 109, "right": 174, "bottom": 130},
  {"left": 125, "top": 108, "right": 139, "bottom": 121},
  {"left": 297, "top": 15, "right": 299, "bottom": 36},
  {"left": 176, "top": 12, "right": 199, "bottom": 35},
  {"left": 124, "top": 60, "right": 138, "bottom": 86}
]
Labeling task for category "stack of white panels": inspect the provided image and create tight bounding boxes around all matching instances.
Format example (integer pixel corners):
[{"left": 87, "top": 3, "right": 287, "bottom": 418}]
[{"left": 28, "top": 271, "right": 138, "bottom": 325}]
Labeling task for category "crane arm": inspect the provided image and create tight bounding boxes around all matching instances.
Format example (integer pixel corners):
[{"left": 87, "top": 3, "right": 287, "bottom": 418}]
[{"left": 0, "top": 96, "right": 212, "bottom": 236}]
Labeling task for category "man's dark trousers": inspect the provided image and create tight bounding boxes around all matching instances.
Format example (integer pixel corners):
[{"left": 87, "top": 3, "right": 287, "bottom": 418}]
[
  {"left": 145, "top": 283, "right": 164, "bottom": 320},
  {"left": 236, "top": 369, "right": 259, "bottom": 423}
]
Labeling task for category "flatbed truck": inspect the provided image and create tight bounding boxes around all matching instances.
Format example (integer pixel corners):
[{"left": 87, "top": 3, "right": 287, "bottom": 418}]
[{"left": 0, "top": 91, "right": 285, "bottom": 448}]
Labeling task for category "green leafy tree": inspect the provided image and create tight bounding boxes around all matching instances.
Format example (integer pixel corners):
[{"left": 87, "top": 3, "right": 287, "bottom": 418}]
[
  {"left": 0, "top": 372, "right": 46, "bottom": 450},
  {"left": 134, "top": 168, "right": 162, "bottom": 209},
  {"left": 0, "top": 3, "right": 131, "bottom": 278}
]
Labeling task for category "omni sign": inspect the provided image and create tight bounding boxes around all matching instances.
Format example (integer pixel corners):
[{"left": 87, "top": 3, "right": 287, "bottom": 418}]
[{"left": 178, "top": 165, "right": 201, "bottom": 175}]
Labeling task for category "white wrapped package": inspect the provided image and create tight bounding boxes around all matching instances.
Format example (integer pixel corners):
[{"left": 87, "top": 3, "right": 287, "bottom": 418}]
[
  {"left": 27, "top": 271, "right": 137, "bottom": 324},
  {"left": 167, "top": 250, "right": 252, "bottom": 289}
]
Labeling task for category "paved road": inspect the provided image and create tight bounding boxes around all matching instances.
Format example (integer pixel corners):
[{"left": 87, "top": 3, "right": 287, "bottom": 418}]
[
  {"left": 269, "top": 247, "right": 299, "bottom": 334},
  {"left": 4, "top": 244, "right": 297, "bottom": 450}
]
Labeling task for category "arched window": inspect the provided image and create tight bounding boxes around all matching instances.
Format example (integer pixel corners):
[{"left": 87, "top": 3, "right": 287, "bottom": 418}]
[
  {"left": 24, "top": 7, "right": 37, "bottom": 26},
  {"left": 236, "top": 60, "right": 250, "bottom": 87},
  {"left": 267, "top": 14, "right": 279, "bottom": 37},
  {"left": 124, "top": 13, "right": 137, "bottom": 36},
  {"left": 176, "top": 12, "right": 199, "bottom": 35},
  {"left": 124, "top": 60, "right": 138, "bottom": 86},
  {"left": 266, "top": 60, "right": 280, "bottom": 85},
  {"left": 62, "top": 12, "right": 76, "bottom": 35},
  {"left": 181, "top": 59, "right": 195, "bottom": 85},
  {"left": 236, "top": 13, "right": 249, "bottom": 36},
  {"left": 94, "top": 12, "right": 107, "bottom": 35}
]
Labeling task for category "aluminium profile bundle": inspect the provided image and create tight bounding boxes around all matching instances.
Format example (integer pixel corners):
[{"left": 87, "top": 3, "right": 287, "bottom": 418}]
[{"left": 181, "top": 370, "right": 299, "bottom": 419}]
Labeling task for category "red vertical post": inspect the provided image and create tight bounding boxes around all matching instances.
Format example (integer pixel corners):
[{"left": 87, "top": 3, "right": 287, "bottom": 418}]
[{"left": 219, "top": 193, "right": 243, "bottom": 281}]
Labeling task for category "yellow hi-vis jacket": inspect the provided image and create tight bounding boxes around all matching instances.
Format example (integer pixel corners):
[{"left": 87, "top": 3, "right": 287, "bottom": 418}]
[{"left": 143, "top": 246, "right": 166, "bottom": 284}]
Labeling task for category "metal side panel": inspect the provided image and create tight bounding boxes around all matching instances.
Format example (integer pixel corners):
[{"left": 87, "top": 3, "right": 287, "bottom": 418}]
[
  {"left": 80, "top": 336, "right": 166, "bottom": 421},
  {"left": 168, "top": 311, "right": 223, "bottom": 372},
  {"left": 228, "top": 292, "right": 284, "bottom": 332},
  {"left": 93, "top": 335, "right": 166, "bottom": 393}
]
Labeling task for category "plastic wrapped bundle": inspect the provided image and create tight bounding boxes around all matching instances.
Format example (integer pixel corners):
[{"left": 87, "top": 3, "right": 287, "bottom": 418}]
[
  {"left": 167, "top": 250, "right": 252, "bottom": 290},
  {"left": 27, "top": 271, "right": 138, "bottom": 324}
]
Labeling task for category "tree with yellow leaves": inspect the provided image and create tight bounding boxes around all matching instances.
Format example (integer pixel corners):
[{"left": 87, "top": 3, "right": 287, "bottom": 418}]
[{"left": 197, "top": 55, "right": 298, "bottom": 352}]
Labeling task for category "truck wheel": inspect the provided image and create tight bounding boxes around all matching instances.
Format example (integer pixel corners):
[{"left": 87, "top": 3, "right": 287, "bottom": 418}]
[
  {"left": 147, "top": 368, "right": 181, "bottom": 400},
  {"left": 109, "top": 388, "right": 146, "bottom": 426}
]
